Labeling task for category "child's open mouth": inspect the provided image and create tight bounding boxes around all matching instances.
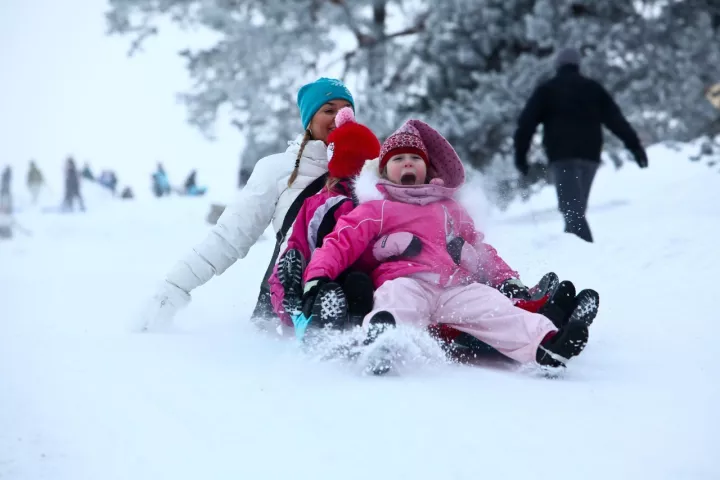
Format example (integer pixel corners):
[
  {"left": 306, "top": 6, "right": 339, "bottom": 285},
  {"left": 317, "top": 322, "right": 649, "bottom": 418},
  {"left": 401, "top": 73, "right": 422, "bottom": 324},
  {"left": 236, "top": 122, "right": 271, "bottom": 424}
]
[{"left": 400, "top": 173, "right": 416, "bottom": 185}]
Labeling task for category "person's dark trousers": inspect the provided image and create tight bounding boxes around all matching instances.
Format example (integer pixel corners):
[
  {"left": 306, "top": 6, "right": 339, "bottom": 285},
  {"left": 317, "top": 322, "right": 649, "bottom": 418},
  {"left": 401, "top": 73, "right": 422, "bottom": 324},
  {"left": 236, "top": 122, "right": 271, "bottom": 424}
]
[
  {"left": 0, "top": 192, "right": 11, "bottom": 212},
  {"left": 549, "top": 159, "right": 598, "bottom": 243},
  {"left": 62, "top": 192, "right": 86, "bottom": 212}
]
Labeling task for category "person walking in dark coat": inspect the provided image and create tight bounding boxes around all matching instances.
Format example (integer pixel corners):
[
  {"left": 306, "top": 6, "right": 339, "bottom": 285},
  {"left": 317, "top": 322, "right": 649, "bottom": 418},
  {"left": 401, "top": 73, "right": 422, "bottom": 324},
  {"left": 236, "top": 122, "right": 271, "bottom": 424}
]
[
  {"left": 62, "top": 157, "right": 85, "bottom": 212},
  {"left": 0, "top": 166, "right": 12, "bottom": 213},
  {"left": 513, "top": 47, "right": 648, "bottom": 243}
]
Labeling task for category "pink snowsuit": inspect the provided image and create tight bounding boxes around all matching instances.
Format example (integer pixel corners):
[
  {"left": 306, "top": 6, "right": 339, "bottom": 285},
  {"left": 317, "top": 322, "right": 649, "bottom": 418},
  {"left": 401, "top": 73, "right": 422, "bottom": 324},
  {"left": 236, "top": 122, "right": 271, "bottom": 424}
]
[
  {"left": 268, "top": 181, "right": 376, "bottom": 325},
  {"left": 304, "top": 120, "right": 557, "bottom": 365}
]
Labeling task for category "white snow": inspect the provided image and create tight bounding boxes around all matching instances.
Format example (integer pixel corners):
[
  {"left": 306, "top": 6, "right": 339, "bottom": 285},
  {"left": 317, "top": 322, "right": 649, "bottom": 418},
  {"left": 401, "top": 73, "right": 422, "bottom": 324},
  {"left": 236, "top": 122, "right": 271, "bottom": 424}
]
[
  {"left": 1, "top": 144, "right": 719, "bottom": 480},
  {"left": 0, "top": 0, "right": 242, "bottom": 207}
]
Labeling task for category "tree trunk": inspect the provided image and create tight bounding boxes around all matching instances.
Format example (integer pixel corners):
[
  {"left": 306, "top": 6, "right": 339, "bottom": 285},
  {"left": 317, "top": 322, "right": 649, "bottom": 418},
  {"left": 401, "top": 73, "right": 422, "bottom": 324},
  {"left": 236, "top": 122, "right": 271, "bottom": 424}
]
[{"left": 367, "top": 0, "right": 387, "bottom": 87}]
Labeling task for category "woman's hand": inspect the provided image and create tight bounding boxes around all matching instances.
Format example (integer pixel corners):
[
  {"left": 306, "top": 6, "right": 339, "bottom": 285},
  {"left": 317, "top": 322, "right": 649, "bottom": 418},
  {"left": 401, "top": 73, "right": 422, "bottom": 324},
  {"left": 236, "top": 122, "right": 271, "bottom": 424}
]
[{"left": 133, "top": 281, "right": 191, "bottom": 332}]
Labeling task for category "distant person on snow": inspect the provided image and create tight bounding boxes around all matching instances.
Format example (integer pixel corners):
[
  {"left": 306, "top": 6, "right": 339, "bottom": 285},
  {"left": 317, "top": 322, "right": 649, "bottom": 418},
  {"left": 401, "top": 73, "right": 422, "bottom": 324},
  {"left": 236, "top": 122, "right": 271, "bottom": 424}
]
[
  {"left": 109, "top": 171, "right": 118, "bottom": 194},
  {"left": 27, "top": 160, "right": 45, "bottom": 204},
  {"left": 98, "top": 170, "right": 118, "bottom": 195},
  {"left": 137, "top": 77, "right": 356, "bottom": 332},
  {"left": 1, "top": 166, "right": 12, "bottom": 213},
  {"left": 81, "top": 163, "right": 94, "bottom": 181},
  {"left": 120, "top": 186, "right": 134, "bottom": 199},
  {"left": 62, "top": 157, "right": 85, "bottom": 212},
  {"left": 151, "top": 163, "right": 171, "bottom": 198},
  {"left": 181, "top": 170, "right": 207, "bottom": 196},
  {"left": 184, "top": 170, "right": 197, "bottom": 192},
  {"left": 513, "top": 47, "right": 648, "bottom": 243},
  {"left": 299, "top": 119, "right": 598, "bottom": 372}
]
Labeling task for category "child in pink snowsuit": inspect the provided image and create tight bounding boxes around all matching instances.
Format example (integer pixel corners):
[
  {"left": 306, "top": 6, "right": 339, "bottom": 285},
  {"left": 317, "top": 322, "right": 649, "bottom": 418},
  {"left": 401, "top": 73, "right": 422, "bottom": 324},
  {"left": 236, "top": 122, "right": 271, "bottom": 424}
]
[
  {"left": 268, "top": 107, "right": 381, "bottom": 327},
  {"left": 303, "top": 120, "right": 590, "bottom": 368}
]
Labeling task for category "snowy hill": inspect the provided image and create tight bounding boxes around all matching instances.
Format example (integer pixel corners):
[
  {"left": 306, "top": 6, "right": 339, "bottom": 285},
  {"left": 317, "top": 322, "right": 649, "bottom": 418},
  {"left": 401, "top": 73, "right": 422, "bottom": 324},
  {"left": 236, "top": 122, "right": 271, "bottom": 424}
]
[{"left": 1, "top": 144, "right": 718, "bottom": 480}]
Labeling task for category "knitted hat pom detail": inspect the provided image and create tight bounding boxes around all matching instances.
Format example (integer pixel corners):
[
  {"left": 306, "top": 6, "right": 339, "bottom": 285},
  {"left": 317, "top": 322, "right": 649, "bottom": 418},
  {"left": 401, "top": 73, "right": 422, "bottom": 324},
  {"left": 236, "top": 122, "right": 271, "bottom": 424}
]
[{"left": 334, "top": 107, "right": 355, "bottom": 128}]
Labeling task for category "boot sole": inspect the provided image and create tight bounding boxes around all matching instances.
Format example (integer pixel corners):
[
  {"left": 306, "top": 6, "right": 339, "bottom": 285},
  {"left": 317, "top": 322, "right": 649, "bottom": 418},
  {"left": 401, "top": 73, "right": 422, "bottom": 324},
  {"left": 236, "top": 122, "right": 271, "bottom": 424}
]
[
  {"left": 312, "top": 283, "right": 348, "bottom": 329},
  {"left": 279, "top": 249, "right": 305, "bottom": 316},
  {"left": 528, "top": 272, "right": 560, "bottom": 301},
  {"left": 569, "top": 289, "right": 600, "bottom": 327}
]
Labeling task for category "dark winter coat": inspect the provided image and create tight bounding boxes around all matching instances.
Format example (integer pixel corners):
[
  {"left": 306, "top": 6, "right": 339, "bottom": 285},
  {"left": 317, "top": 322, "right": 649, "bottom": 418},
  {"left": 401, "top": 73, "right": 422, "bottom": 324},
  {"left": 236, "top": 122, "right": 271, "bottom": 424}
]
[
  {"left": 1, "top": 167, "right": 10, "bottom": 194},
  {"left": 65, "top": 163, "right": 80, "bottom": 195},
  {"left": 514, "top": 65, "right": 643, "bottom": 170}
]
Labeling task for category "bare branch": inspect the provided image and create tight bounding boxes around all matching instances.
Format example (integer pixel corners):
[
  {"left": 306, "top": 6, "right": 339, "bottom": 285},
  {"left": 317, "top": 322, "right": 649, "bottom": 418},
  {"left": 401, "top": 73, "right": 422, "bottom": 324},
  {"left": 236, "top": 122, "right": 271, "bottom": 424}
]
[{"left": 127, "top": 26, "right": 158, "bottom": 56}]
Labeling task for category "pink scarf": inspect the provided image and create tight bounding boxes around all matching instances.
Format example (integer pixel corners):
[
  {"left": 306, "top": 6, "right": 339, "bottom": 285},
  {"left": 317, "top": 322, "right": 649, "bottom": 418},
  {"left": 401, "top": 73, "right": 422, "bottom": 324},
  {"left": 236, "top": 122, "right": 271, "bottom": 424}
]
[{"left": 376, "top": 178, "right": 457, "bottom": 206}]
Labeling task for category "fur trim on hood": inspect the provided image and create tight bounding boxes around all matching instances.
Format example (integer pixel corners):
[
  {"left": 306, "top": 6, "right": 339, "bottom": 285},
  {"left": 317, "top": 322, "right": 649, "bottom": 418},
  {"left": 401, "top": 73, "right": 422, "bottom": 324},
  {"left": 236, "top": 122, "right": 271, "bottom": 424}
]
[{"left": 353, "top": 158, "right": 385, "bottom": 204}]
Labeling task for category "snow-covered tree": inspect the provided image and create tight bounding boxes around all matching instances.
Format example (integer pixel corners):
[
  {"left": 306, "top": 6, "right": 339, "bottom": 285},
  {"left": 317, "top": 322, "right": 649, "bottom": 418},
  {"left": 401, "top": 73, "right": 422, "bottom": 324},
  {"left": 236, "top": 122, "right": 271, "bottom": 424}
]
[
  {"left": 392, "top": 0, "right": 720, "bottom": 205},
  {"left": 106, "top": 0, "right": 720, "bottom": 205},
  {"left": 105, "top": 0, "right": 429, "bottom": 177}
]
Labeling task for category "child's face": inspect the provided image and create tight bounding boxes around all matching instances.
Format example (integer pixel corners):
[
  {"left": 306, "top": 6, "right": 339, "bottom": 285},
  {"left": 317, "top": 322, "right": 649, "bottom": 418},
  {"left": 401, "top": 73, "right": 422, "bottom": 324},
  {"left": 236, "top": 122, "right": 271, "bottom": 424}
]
[{"left": 385, "top": 153, "right": 427, "bottom": 185}]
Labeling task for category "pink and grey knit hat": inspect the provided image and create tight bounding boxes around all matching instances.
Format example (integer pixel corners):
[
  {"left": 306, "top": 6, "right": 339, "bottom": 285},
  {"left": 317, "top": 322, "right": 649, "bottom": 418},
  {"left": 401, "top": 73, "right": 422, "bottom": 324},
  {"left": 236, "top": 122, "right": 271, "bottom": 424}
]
[
  {"left": 378, "top": 122, "right": 429, "bottom": 172},
  {"left": 377, "top": 119, "right": 465, "bottom": 188}
]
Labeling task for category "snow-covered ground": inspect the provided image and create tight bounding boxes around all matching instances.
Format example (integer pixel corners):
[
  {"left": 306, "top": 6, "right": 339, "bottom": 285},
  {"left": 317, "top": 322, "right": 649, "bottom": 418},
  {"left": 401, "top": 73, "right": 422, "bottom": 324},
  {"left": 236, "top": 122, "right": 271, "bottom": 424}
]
[{"left": 1, "top": 145, "right": 718, "bottom": 480}]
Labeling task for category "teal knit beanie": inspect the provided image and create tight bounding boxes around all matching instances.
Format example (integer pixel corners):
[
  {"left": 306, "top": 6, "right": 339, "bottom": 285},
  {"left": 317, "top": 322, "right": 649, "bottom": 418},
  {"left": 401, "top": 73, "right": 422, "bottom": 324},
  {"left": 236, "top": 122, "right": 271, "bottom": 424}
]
[{"left": 296, "top": 77, "right": 355, "bottom": 130}]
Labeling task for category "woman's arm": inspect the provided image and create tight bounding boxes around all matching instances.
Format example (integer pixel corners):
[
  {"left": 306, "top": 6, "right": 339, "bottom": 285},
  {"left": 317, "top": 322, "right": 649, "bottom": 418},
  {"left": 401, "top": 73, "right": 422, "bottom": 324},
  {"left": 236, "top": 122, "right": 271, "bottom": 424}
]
[{"left": 165, "top": 154, "right": 286, "bottom": 294}]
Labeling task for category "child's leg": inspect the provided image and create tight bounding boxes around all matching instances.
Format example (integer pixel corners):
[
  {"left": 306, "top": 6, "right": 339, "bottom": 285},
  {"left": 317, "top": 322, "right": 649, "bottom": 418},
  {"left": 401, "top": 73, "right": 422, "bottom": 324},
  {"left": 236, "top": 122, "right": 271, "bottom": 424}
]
[
  {"left": 338, "top": 270, "right": 375, "bottom": 328},
  {"left": 435, "top": 283, "right": 557, "bottom": 364},
  {"left": 362, "top": 277, "right": 434, "bottom": 330}
]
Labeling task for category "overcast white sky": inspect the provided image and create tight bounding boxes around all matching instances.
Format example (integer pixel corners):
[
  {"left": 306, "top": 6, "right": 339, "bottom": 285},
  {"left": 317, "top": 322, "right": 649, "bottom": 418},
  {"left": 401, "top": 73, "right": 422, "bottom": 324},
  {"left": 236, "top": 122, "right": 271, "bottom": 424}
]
[{"left": 0, "top": 0, "right": 241, "bottom": 195}]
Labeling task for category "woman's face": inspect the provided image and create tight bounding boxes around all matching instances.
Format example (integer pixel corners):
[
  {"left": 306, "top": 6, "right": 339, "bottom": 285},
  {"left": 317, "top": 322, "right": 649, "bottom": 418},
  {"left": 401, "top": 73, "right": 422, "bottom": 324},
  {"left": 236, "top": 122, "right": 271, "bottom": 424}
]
[
  {"left": 308, "top": 99, "right": 353, "bottom": 144},
  {"left": 385, "top": 153, "right": 427, "bottom": 185}
]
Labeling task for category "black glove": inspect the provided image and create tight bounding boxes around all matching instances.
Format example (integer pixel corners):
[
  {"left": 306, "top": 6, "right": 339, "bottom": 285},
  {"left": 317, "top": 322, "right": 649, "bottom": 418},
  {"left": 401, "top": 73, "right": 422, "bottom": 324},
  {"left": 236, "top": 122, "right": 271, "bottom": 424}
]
[
  {"left": 300, "top": 277, "right": 330, "bottom": 318},
  {"left": 498, "top": 278, "right": 531, "bottom": 300},
  {"left": 632, "top": 148, "right": 648, "bottom": 168}
]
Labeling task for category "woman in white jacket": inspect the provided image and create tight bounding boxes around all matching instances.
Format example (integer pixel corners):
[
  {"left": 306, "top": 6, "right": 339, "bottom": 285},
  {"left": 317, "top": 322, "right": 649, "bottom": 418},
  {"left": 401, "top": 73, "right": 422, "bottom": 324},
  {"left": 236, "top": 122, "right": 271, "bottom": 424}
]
[{"left": 139, "top": 77, "right": 355, "bottom": 331}]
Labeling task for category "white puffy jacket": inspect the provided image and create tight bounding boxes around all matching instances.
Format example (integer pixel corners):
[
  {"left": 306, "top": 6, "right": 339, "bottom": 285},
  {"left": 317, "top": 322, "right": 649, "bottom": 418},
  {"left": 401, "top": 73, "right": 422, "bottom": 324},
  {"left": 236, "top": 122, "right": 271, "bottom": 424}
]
[{"left": 165, "top": 136, "right": 329, "bottom": 295}]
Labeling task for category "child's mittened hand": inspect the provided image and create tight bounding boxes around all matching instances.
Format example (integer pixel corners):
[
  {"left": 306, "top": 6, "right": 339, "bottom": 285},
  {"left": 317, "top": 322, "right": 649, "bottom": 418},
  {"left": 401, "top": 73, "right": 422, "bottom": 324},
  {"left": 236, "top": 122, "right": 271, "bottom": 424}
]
[
  {"left": 301, "top": 277, "right": 330, "bottom": 318},
  {"left": 303, "top": 277, "right": 327, "bottom": 296}
]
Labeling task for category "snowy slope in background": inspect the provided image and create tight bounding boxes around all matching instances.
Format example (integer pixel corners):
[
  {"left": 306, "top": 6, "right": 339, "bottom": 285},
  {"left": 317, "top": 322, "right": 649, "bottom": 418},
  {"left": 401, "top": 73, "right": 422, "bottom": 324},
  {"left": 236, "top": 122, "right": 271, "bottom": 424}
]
[
  {"left": 1, "top": 145, "right": 718, "bottom": 480},
  {"left": 0, "top": 0, "right": 243, "bottom": 207}
]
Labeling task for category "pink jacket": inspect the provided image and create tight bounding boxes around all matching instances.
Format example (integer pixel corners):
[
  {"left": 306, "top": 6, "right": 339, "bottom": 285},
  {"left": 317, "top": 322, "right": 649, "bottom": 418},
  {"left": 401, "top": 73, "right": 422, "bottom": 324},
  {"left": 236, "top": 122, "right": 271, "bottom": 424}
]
[
  {"left": 304, "top": 119, "right": 518, "bottom": 290},
  {"left": 269, "top": 181, "right": 375, "bottom": 325},
  {"left": 303, "top": 191, "right": 517, "bottom": 289}
]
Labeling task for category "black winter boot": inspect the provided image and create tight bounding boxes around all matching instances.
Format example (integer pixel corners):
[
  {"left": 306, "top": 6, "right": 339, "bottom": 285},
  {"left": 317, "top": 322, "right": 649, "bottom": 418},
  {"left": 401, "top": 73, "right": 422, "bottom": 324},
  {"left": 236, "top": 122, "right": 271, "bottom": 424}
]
[
  {"left": 362, "top": 311, "right": 397, "bottom": 376},
  {"left": 538, "top": 280, "right": 576, "bottom": 328},
  {"left": 310, "top": 282, "right": 349, "bottom": 330},
  {"left": 536, "top": 322, "right": 589, "bottom": 368},
  {"left": 278, "top": 248, "right": 306, "bottom": 317},
  {"left": 568, "top": 289, "right": 600, "bottom": 327},
  {"left": 363, "top": 311, "right": 396, "bottom": 346},
  {"left": 340, "top": 271, "right": 375, "bottom": 328},
  {"left": 528, "top": 272, "right": 560, "bottom": 301}
]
